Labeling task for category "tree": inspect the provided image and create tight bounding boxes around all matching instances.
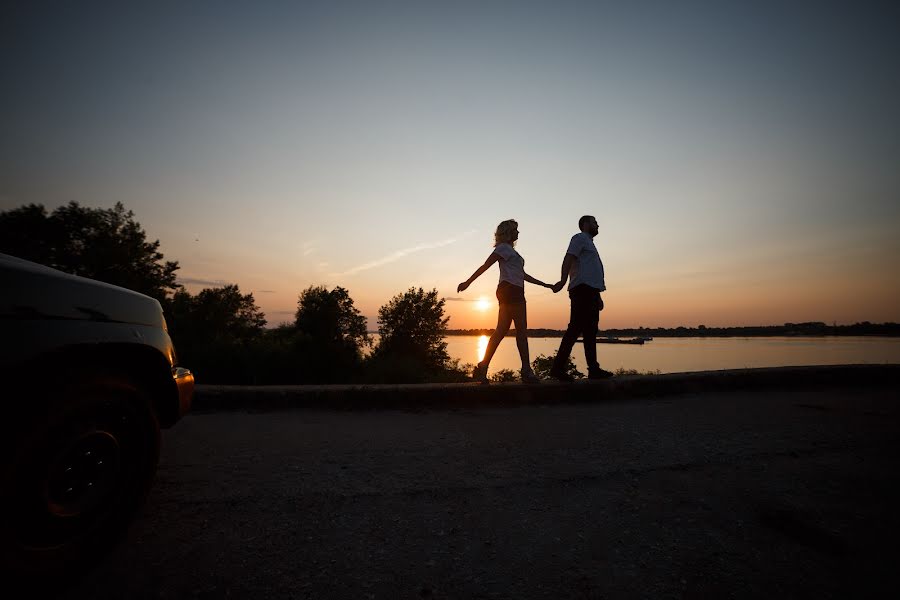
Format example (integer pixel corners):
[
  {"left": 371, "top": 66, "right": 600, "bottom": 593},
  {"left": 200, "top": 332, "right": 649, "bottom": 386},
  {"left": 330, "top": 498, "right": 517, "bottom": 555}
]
[
  {"left": 370, "top": 287, "right": 451, "bottom": 380},
  {"left": 167, "top": 285, "right": 266, "bottom": 347},
  {"left": 165, "top": 285, "right": 267, "bottom": 383},
  {"left": 289, "top": 285, "right": 371, "bottom": 383},
  {"left": 295, "top": 285, "right": 370, "bottom": 352},
  {"left": 0, "top": 201, "right": 179, "bottom": 302}
]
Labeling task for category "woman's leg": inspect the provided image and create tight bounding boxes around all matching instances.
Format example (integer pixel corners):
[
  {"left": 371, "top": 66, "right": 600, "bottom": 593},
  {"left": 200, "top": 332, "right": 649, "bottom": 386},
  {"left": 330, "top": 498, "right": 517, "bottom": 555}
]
[
  {"left": 510, "top": 302, "right": 531, "bottom": 372},
  {"left": 481, "top": 304, "right": 513, "bottom": 369}
]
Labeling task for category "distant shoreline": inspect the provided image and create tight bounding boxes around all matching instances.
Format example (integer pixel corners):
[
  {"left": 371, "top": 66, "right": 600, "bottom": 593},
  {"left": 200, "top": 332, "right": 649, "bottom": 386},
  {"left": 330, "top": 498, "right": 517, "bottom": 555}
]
[{"left": 440, "top": 322, "right": 900, "bottom": 338}]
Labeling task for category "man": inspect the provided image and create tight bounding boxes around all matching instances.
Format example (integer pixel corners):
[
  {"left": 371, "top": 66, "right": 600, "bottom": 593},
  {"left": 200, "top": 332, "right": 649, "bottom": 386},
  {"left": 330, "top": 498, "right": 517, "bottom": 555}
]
[{"left": 550, "top": 215, "right": 614, "bottom": 381}]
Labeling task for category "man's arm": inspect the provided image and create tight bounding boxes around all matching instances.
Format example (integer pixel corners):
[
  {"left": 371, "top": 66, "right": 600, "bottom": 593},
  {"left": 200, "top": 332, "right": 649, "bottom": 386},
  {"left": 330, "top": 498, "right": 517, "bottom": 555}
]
[{"left": 552, "top": 253, "right": 577, "bottom": 293}]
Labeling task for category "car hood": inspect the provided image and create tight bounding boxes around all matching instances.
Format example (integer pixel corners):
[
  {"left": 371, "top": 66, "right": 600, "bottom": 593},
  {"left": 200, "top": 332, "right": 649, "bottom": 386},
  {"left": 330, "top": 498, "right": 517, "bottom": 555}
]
[{"left": 0, "top": 253, "right": 165, "bottom": 327}]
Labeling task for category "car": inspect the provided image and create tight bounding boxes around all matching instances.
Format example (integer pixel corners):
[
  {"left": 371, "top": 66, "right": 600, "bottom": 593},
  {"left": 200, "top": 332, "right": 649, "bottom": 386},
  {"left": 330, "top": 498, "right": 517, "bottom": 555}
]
[{"left": 0, "top": 252, "right": 194, "bottom": 581}]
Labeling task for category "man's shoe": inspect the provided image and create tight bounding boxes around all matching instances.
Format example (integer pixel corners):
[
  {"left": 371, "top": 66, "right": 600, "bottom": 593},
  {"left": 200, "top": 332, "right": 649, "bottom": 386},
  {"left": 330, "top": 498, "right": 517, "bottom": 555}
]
[
  {"left": 588, "top": 368, "right": 615, "bottom": 380},
  {"left": 521, "top": 369, "right": 541, "bottom": 384},
  {"left": 548, "top": 369, "right": 575, "bottom": 382}
]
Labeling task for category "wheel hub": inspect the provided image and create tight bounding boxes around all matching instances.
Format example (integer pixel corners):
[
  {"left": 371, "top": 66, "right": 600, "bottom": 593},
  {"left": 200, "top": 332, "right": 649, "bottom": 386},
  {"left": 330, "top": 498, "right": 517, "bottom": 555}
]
[{"left": 46, "top": 430, "right": 122, "bottom": 517}]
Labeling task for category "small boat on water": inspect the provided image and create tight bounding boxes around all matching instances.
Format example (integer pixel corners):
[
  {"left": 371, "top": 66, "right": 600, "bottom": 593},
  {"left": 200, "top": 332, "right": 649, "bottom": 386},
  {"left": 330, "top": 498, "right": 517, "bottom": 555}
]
[{"left": 578, "top": 337, "right": 652, "bottom": 345}]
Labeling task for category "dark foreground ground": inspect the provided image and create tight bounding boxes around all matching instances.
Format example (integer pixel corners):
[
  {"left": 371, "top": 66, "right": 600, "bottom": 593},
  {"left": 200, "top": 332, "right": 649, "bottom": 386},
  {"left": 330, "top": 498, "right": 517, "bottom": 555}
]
[{"left": 58, "top": 379, "right": 898, "bottom": 599}]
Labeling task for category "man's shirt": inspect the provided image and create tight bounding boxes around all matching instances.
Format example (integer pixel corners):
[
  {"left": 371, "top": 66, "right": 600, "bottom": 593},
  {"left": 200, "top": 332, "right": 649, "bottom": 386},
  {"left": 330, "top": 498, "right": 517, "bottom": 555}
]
[{"left": 566, "top": 231, "right": 605, "bottom": 291}]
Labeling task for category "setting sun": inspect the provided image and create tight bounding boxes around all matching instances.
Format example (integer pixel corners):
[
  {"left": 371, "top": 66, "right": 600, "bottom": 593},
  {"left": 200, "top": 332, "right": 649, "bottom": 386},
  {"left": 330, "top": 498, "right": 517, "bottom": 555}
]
[{"left": 475, "top": 297, "right": 491, "bottom": 312}]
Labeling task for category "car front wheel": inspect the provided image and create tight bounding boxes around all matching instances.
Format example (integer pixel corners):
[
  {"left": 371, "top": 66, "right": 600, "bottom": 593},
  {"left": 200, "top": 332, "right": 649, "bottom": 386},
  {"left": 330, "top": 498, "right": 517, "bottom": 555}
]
[{"left": 1, "top": 374, "right": 161, "bottom": 582}]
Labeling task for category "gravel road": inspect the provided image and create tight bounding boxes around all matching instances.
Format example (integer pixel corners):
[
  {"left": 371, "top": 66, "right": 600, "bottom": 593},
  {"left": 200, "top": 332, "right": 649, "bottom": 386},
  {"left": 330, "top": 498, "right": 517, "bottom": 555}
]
[{"left": 57, "top": 382, "right": 899, "bottom": 599}]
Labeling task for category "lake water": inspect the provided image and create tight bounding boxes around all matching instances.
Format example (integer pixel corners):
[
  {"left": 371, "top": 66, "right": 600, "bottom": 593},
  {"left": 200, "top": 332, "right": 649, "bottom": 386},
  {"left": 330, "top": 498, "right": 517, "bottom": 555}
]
[{"left": 443, "top": 336, "right": 900, "bottom": 375}]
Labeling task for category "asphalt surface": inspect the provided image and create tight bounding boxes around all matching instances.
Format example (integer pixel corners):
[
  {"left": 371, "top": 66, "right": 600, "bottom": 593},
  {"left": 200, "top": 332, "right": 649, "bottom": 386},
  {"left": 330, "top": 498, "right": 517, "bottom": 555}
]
[{"left": 57, "top": 378, "right": 898, "bottom": 599}]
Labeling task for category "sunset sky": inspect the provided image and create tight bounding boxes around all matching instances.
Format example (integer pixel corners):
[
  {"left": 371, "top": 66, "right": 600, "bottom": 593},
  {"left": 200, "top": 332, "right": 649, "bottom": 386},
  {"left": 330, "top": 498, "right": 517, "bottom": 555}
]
[{"left": 2, "top": 1, "right": 899, "bottom": 330}]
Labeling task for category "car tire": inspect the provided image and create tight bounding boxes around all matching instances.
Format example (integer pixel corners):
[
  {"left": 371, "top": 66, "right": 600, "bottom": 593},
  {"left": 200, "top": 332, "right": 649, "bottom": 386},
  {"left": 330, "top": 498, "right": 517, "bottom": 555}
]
[{"left": 0, "top": 374, "right": 161, "bottom": 584}]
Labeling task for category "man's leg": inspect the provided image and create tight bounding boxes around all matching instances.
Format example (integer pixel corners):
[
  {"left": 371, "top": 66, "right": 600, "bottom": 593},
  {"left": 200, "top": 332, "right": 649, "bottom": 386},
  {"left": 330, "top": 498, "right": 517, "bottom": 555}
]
[
  {"left": 581, "top": 289, "right": 600, "bottom": 373},
  {"left": 583, "top": 290, "right": 613, "bottom": 378},
  {"left": 551, "top": 295, "right": 582, "bottom": 377},
  {"left": 552, "top": 325, "right": 580, "bottom": 373}
]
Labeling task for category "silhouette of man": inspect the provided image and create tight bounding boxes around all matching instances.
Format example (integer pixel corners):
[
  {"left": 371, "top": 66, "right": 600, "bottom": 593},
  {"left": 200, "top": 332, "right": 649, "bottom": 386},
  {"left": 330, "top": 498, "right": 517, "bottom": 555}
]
[{"left": 550, "top": 215, "right": 614, "bottom": 380}]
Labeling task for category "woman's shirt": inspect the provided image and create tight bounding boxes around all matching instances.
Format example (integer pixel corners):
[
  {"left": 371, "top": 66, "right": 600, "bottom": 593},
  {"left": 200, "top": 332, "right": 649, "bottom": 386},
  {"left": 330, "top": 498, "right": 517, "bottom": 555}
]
[{"left": 492, "top": 242, "right": 525, "bottom": 287}]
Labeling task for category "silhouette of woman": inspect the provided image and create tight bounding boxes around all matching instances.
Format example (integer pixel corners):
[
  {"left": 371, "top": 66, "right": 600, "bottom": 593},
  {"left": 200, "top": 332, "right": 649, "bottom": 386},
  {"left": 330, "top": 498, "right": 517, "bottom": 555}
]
[{"left": 457, "top": 219, "right": 554, "bottom": 383}]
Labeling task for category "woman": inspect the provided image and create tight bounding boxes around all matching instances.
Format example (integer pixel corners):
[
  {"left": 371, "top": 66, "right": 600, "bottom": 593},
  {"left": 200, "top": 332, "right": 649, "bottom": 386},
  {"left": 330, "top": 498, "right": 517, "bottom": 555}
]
[{"left": 457, "top": 219, "right": 554, "bottom": 383}]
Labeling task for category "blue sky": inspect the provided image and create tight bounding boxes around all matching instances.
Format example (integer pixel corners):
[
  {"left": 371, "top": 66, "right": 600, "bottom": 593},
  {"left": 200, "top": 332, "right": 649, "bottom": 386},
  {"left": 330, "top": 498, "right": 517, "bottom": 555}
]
[{"left": 2, "top": 1, "right": 899, "bottom": 328}]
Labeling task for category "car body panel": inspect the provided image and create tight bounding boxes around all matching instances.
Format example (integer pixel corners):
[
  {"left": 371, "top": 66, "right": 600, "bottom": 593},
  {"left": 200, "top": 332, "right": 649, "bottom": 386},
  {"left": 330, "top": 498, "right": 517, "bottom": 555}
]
[
  {"left": 0, "top": 252, "right": 193, "bottom": 423},
  {"left": 0, "top": 252, "right": 164, "bottom": 327}
]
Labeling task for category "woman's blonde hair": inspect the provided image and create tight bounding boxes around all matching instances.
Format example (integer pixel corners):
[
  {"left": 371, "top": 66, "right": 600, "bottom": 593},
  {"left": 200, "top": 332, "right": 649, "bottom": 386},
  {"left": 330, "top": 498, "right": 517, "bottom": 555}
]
[{"left": 494, "top": 219, "right": 518, "bottom": 246}]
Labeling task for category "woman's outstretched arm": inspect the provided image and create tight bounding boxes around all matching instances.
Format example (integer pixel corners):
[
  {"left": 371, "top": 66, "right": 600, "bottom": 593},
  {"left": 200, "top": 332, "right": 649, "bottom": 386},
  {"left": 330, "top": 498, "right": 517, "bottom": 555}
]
[{"left": 458, "top": 252, "right": 500, "bottom": 292}]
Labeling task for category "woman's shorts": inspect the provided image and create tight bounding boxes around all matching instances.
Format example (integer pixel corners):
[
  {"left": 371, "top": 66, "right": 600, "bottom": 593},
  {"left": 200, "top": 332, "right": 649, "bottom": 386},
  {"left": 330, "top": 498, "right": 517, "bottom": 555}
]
[{"left": 496, "top": 281, "right": 526, "bottom": 306}]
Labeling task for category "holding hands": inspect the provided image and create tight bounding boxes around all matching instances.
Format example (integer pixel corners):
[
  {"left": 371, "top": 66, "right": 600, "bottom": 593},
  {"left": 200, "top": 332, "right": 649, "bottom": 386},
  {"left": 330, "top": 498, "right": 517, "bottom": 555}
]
[
  {"left": 552, "top": 281, "right": 565, "bottom": 293},
  {"left": 457, "top": 281, "right": 470, "bottom": 293}
]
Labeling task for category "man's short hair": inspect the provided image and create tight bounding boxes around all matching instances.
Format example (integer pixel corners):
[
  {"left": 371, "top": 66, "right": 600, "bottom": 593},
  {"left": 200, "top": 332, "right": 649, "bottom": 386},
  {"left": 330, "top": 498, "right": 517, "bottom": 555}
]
[{"left": 578, "top": 215, "right": 595, "bottom": 230}]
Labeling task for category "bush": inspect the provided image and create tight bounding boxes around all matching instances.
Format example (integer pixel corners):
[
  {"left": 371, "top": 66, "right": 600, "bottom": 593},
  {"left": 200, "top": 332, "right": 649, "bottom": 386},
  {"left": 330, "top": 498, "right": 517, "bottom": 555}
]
[
  {"left": 490, "top": 369, "right": 518, "bottom": 383},
  {"left": 434, "top": 359, "right": 477, "bottom": 383},
  {"left": 361, "top": 354, "right": 427, "bottom": 384},
  {"left": 531, "top": 352, "right": 584, "bottom": 380}
]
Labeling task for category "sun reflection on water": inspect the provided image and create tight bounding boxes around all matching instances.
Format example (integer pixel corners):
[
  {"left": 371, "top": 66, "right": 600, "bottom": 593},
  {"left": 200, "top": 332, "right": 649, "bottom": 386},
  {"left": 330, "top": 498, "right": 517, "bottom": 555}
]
[{"left": 477, "top": 335, "right": 488, "bottom": 362}]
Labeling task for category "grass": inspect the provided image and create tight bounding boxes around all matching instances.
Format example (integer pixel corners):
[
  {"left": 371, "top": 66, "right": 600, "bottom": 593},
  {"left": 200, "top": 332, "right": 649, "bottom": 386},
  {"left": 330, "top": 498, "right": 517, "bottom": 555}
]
[{"left": 613, "top": 367, "right": 662, "bottom": 376}]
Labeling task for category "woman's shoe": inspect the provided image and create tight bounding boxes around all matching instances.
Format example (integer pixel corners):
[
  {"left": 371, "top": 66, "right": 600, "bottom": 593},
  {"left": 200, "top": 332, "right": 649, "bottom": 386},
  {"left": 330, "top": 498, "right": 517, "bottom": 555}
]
[{"left": 472, "top": 362, "right": 489, "bottom": 384}]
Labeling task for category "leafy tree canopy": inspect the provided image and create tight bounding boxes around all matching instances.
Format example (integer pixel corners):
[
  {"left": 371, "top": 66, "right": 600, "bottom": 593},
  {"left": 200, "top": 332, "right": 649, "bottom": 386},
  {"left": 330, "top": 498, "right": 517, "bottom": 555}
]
[
  {"left": 163, "top": 285, "right": 267, "bottom": 384},
  {"left": 375, "top": 287, "right": 450, "bottom": 371},
  {"left": 0, "top": 201, "right": 179, "bottom": 302},
  {"left": 295, "top": 285, "right": 370, "bottom": 351},
  {"left": 167, "top": 285, "right": 266, "bottom": 348}
]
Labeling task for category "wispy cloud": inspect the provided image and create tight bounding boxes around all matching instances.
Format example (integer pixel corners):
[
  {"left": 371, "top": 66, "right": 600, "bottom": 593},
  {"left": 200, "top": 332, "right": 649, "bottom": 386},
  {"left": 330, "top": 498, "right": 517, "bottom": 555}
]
[
  {"left": 445, "top": 297, "right": 473, "bottom": 302},
  {"left": 256, "top": 289, "right": 276, "bottom": 294},
  {"left": 178, "top": 276, "right": 233, "bottom": 287},
  {"left": 333, "top": 230, "right": 477, "bottom": 277}
]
